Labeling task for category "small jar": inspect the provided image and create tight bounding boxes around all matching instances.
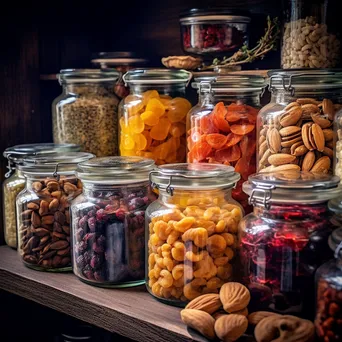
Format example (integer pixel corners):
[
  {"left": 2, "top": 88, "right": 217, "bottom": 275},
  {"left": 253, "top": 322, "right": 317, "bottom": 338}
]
[
  {"left": 119, "top": 69, "right": 192, "bottom": 164},
  {"left": 258, "top": 70, "right": 342, "bottom": 173},
  {"left": 146, "top": 163, "right": 243, "bottom": 306},
  {"left": 71, "top": 156, "right": 156, "bottom": 287},
  {"left": 52, "top": 69, "right": 120, "bottom": 157},
  {"left": 188, "top": 74, "right": 266, "bottom": 213},
  {"left": 282, "top": 0, "right": 340, "bottom": 69},
  {"left": 16, "top": 152, "right": 94, "bottom": 271},
  {"left": 3, "top": 143, "right": 80, "bottom": 249},
  {"left": 240, "top": 171, "right": 341, "bottom": 318},
  {"left": 315, "top": 227, "right": 342, "bottom": 340}
]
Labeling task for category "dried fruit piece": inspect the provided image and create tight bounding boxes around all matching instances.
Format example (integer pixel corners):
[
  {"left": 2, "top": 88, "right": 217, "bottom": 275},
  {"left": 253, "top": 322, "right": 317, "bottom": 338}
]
[
  {"left": 226, "top": 133, "right": 244, "bottom": 147},
  {"left": 128, "top": 115, "right": 145, "bottom": 134},
  {"left": 214, "top": 314, "right": 248, "bottom": 342},
  {"left": 146, "top": 98, "right": 165, "bottom": 117},
  {"left": 140, "top": 110, "right": 160, "bottom": 126},
  {"left": 212, "top": 103, "right": 230, "bottom": 133},
  {"left": 200, "top": 116, "right": 219, "bottom": 134},
  {"left": 150, "top": 118, "right": 171, "bottom": 140},
  {"left": 188, "top": 141, "right": 212, "bottom": 162},
  {"left": 230, "top": 124, "right": 255, "bottom": 135},
  {"left": 206, "top": 134, "right": 228, "bottom": 149},
  {"left": 215, "top": 145, "right": 241, "bottom": 163}
]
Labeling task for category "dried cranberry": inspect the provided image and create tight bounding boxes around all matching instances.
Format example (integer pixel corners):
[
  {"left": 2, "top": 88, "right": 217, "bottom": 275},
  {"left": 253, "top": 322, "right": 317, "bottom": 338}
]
[
  {"left": 96, "top": 209, "right": 108, "bottom": 222},
  {"left": 90, "top": 254, "right": 102, "bottom": 269},
  {"left": 92, "top": 241, "right": 104, "bottom": 254},
  {"left": 88, "top": 217, "right": 96, "bottom": 232},
  {"left": 78, "top": 216, "right": 88, "bottom": 230},
  {"left": 76, "top": 228, "right": 84, "bottom": 242},
  {"left": 83, "top": 265, "right": 95, "bottom": 280}
]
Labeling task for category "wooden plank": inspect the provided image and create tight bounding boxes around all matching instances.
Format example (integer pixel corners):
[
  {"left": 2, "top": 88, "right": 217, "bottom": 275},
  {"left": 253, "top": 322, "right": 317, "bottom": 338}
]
[{"left": 0, "top": 246, "right": 207, "bottom": 342}]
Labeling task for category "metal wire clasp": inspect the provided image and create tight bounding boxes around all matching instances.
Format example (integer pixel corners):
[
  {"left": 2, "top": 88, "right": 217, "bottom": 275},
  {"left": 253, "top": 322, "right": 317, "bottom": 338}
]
[
  {"left": 248, "top": 184, "right": 275, "bottom": 210},
  {"left": 5, "top": 154, "right": 13, "bottom": 178},
  {"left": 53, "top": 163, "right": 61, "bottom": 181},
  {"left": 334, "top": 241, "right": 342, "bottom": 259},
  {"left": 269, "top": 74, "right": 295, "bottom": 96}
]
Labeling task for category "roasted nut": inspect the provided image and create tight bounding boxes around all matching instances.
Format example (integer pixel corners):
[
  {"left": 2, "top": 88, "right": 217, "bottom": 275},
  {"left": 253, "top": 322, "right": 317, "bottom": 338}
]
[
  {"left": 267, "top": 128, "right": 281, "bottom": 153},
  {"left": 215, "top": 314, "right": 248, "bottom": 342},
  {"left": 268, "top": 153, "right": 296, "bottom": 166},
  {"left": 185, "top": 294, "right": 222, "bottom": 314},
  {"left": 220, "top": 282, "right": 250, "bottom": 313},
  {"left": 248, "top": 311, "right": 281, "bottom": 325}
]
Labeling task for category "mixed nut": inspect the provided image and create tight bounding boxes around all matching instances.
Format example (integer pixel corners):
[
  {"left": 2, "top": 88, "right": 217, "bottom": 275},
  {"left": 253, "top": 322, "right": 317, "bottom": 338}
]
[
  {"left": 17, "top": 176, "right": 82, "bottom": 270},
  {"left": 258, "top": 98, "right": 341, "bottom": 173}
]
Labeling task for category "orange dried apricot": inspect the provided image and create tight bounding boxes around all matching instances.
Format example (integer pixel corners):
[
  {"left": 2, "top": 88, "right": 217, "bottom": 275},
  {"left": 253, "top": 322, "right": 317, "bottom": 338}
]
[
  {"left": 128, "top": 115, "right": 145, "bottom": 134},
  {"left": 230, "top": 124, "right": 255, "bottom": 135},
  {"left": 170, "top": 123, "right": 186, "bottom": 138},
  {"left": 188, "top": 141, "right": 212, "bottom": 162},
  {"left": 215, "top": 145, "right": 241, "bottom": 163},
  {"left": 200, "top": 116, "right": 219, "bottom": 134},
  {"left": 212, "top": 102, "right": 230, "bottom": 133},
  {"left": 206, "top": 134, "right": 228, "bottom": 149},
  {"left": 225, "top": 133, "right": 244, "bottom": 147},
  {"left": 150, "top": 118, "right": 171, "bottom": 140},
  {"left": 146, "top": 98, "right": 165, "bottom": 117},
  {"left": 141, "top": 110, "right": 160, "bottom": 126}
]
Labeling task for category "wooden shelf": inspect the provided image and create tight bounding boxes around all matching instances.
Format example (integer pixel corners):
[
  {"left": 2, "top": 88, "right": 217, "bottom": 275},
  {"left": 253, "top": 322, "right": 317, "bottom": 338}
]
[{"left": 0, "top": 246, "right": 207, "bottom": 342}]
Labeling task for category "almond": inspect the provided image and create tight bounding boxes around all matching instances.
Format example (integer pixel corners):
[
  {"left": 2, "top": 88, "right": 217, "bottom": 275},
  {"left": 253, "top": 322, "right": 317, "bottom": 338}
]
[
  {"left": 259, "top": 135, "right": 266, "bottom": 145},
  {"left": 279, "top": 107, "right": 302, "bottom": 127},
  {"left": 285, "top": 102, "right": 300, "bottom": 111},
  {"left": 215, "top": 314, "right": 248, "bottom": 342},
  {"left": 220, "top": 282, "right": 250, "bottom": 313},
  {"left": 322, "top": 129, "right": 334, "bottom": 142},
  {"left": 49, "top": 199, "right": 60, "bottom": 212},
  {"left": 248, "top": 311, "right": 281, "bottom": 326},
  {"left": 41, "top": 215, "right": 54, "bottom": 225},
  {"left": 311, "top": 156, "right": 331, "bottom": 173},
  {"left": 46, "top": 180, "right": 59, "bottom": 192},
  {"left": 180, "top": 309, "right": 216, "bottom": 340},
  {"left": 31, "top": 211, "right": 41, "bottom": 228},
  {"left": 301, "top": 104, "right": 320, "bottom": 116},
  {"left": 280, "top": 136, "right": 302, "bottom": 147},
  {"left": 231, "top": 307, "right": 248, "bottom": 317},
  {"left": 323, "top": 147, "right": 333, "bottom": 159},
  {"left": 311, "top": 123, "right": 325, "bottom": 152},
  {"left": 311, "top": 113, "right": 332, "bottom": 129},
  {"left": 27, "top": 202, "right": 39, "bottom": 210},
  {"left": 268, "top": 154, "right": 296, "bottom": 166},
  {"left": 259, "top": 140, "right": 268, "bottom": 157},
  {"left": 266, "top": 128, "right": 281, "bottom": 153},
  {"left": 185, "top": 294, "right": 222, "bottom": 314},
  {"left": 32, "top": 182, "right": 43, "bottom": 192},
  {"left": 260, "top": 164, "right": 301, "bottom": 173},
  {"left": 308, "top": 126, "right": 317, "bottom": 150},
  {"left": 302, "top": 123, "right": 314, "bottom": 150},
  {"left": 302, "top": 151, "right": 316, "bottom": 171},
  {"left": 49, "top": 240, "right": 69, "bottom": 250},
  {"left": 281, "top": 131, "right": 302, "bottom": 141},
  {"left": 290, "top": 141, "right": 304, "bottom": 155},
  {"left": 33, "top": 228, "right": 50, "bottom": 237},
  {"left": 322, "top": 98, "right": 335, "bottom": 120},
  {"left": 293, "top": 145, "right": 309, "bottom": 157},
  {"left": 279, "top": 126, "right": 301, "bottom": 137},
  {"left": 39, "top": 200, "right": 49, "bottom": 216},
  {"left": 63, "top": 182, "right": 78, "bottom": 194},
  {"left": 259, "top": 149, "right": 272, "bottom": 168},
  {"left": 296, "top": 98, "right": 320, "bottom": 105},
  {"left": 326, "top": 140, "right": 334, "bottom": 149}
]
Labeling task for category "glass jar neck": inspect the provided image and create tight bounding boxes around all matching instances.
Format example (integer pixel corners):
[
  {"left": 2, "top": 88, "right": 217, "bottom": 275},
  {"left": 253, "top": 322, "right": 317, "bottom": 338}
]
[
  {"left": 129, "top": 84, "right": 186, "bottom": 97},
  {"left": 63, "top": 82, "right": 115, "bottom": 95},
  {"left": 208, "top": 92, "right": 261, "bottom": 107},
  {"left": 253, "top": 202, "right": 329, "bottom": 220},
  {"left": 82, "top": 181, "right": 149, "bottom": 196}
]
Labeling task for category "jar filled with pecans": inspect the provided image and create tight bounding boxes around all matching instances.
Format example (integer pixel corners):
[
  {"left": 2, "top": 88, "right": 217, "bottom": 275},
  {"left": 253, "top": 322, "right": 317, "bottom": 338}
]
[
  {"left": 315, "top": 226, "right": 342, "bottom": 340},
  {"left": 257, "top": 70, "right": 342, "bottom": 173},
  {"left": 188, "top": 74, "right": 266, "bottom": 213},
  {"left": 146, "top": 163, "right": 243, "bottom": 306},
  {"left": 52, "top": 69, "right": 120, "bottom": 157},
  {"left": 16, "top": 152, "right": 94, "bottom": 271},
  {"left": 240, "top": 171, "right": 341, "bottom": 319},
  {"left": 3, "top": 143, "right": 80, "bottom": 249}
]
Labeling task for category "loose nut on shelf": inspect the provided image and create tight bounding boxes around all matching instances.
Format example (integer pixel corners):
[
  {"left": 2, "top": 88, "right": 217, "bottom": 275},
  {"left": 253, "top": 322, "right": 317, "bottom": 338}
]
[
  {"left": 247, "top": 311, "right": 281, "bottom": 326},
  {"left": 162, "top": 56, "right": 202, "bottom": 70},
  {"left": 185, "top": 293, "right": 222, "bottom": 314},
  {"left": 215, "top": 314, "right": 248, "bottom": 342},
  {"left": 180, "top": 309, "right": 216, "bottom": 340},
  {"left": 231, "top": 307, "right": 248, "bottom": 317},
  {"left": 219, "top": 282, "right": 250, "bottom": 313}
]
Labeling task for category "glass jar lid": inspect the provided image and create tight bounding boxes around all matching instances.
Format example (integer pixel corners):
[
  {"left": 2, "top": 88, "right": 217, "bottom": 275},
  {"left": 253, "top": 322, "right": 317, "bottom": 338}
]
[
  {"left": 150, "top": 163, "right": 240, "bottom": 194},
  {"left": 58, "top": 69, "right": 120, "bottom": 84},
  {"left": 192, "top": 73, "right": 267, "bottom": 93},
  {"left": 91, "top": 51, "right": 148, "bottom": 67},
  {"left": 268, "top": 69, "right": 342, "bottom": 94},
  {"left": 123, "top": 69, "right": 192, "bottom": 86},
  {"left": 18, "top": 152, "right": 95, "bottom": 176},
  {"left": 328, "top": 228, "right": 342, "bottom": 259},
  {"left": 76, "top": 156, "right": 155, "bottom": 184},
  {"left": 243, "top": 171, "right": 341, "bottom": 208}
]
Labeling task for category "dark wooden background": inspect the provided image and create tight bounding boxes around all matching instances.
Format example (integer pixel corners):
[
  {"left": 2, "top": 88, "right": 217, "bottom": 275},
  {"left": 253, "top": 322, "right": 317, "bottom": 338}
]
[{"left": 0, "top": 0, "right": 340, "bottom": 243}]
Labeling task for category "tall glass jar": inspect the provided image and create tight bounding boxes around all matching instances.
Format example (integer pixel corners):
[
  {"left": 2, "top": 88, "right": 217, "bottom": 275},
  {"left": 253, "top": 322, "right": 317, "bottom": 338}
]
[
  {"left": 146, "top": 163, "right": 243, "bottom": 306},
  {"left": 16, "top": 152, "right": 94, "bottom": 271},
  {"left": 315, "top": 227, "right": 342, "bottom": 341},
  {"left": 52, "top": 69, "right": 120, "bottom": 157},
  {"left": 71, "top": 156, "right": 156, "bottom": 287},
  {"left": 258, "top": 70, "right": 342, "bottom": 174},
  {"left": 187, "top": 74, "right": 266, "bottom": 213},
  {"left": 282, "top": 0, "right": 340, "bottom": 69},
  {"left": 119, "top": 69, "right": 192, "bottom": 164},
  {"left": 3, "top": 143, "right": 80, "bottom": 249},
  {"left": 333, "top": 107, "right": 342, "bottom": 179},
  {"left": 240, "top": 171, "right": 341, "bottom": 319}
]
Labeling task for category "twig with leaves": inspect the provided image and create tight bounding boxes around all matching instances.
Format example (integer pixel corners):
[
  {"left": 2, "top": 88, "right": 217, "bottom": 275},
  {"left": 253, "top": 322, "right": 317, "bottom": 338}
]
[{"left": 201, "top": 16, "right": 280, "bottom": 70}]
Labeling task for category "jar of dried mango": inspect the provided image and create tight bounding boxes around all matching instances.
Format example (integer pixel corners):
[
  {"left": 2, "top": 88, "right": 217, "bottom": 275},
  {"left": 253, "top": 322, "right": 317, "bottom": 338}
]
[
  {"left": 146, "top": 163, "right": 243, "bottom": 306},
  {"left": 119, "top": 69, "right": 192, "bottom": 165},
  {"left": 188, "top": 74, "right": 266, "bottom": 213}
]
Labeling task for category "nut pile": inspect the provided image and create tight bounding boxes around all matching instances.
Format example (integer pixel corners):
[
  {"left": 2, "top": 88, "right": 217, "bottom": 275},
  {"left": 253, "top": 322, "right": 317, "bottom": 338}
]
[
  {"left": 3, "top": 177, "right": 25, "bottom": 248},
  {"left": 334, "top": 127, "right": 342, "bottom": 181},
  {"left": 18, "top": 176, "right": 82, "bottom": 270},
  {"left": 315, "top": 278, "right": 342, "bottom": 341},
  {"left": 181, "top": 282, "right": 250, "bottom": 341},
  {"left": 53, "top": 85, "right": 119, "bottom": 157},
  {"left": 282, "top": 16, "right": 340, "bottom": 68},
  {"left": 147, "top": 191, "right": 243, "bottom": 302},
  {"left": 258, "top": 98, "right": 341, "bottom": 173},
  {"left": 72, "top": 187, "right": 153, "bottom": 285}
]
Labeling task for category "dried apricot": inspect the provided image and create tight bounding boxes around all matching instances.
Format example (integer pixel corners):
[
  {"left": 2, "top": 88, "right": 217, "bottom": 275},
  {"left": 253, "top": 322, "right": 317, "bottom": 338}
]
[
  {"left": 212, "top": 102, "right": 230, "bottom": 132},
  {"left": 215, "top": 145, "right": 241, "bottom": 163},
  {"left": 170, "top": 123, "right": 186, "bottom": 138},
  {"left": 200, "top": 116, "right": 219, "bottom": 134},
  {"left": 230, "top": 124, "right": 255, "bottom": 135},
  {"left": 225, "top": 133, "right": 244, "bottom": 147},
  {"left": 150, "top": 118, "right": 171, "bottom": 140},
  {"left": 225, "top": 111, "right": 242, "bottom": 122},
  {"left": 146, "top": 98, "right": 165, "bottom": 117},
  {"left": 188, "top": 141, "right": 212, "bottom": 162},
  {"left": 128, "top": 115, "right": 145, "bottom": 134},
  {"left": 239, "top": 135, "right": 256, "bottom": 158},
  {"left": 141, "top": 111, "right": 160, "bottom": 126},
  {"left": 205, "top": 134, "right": 228, "bottom": 149}
]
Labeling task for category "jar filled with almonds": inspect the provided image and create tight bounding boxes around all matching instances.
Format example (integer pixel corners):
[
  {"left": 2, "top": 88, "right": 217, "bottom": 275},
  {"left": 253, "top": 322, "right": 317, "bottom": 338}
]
[
  {"left": 258, "top": 70, "right": 342, "bottom": 173},
  {"left": 240, "top": 171, "right": 341, "bottom": 319},
  {"left": 188, "top": 74, "right": 266, "bottom": 213},
  {"left": 146, "top": 163, "right": 243, "bottom": 306},
  {"left": 16, "top": 152, "right": 94, "bottom": 271}
]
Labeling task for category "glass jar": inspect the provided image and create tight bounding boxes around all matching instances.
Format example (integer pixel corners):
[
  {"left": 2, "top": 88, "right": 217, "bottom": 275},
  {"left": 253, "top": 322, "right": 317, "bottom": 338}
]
[
  {"left": 71, "top": 156, "right": 156, "bottom": 287},
  {"left": 315, "top": 227, "right": 342, "bottom": 341},
  {"left": 119, "top": 69, "right": 192, "bottom": 164},
  {"left": 258, "top": 70, "right": 342, "bottom": 173},
  {"left": 333, "top": 107, "right": 342, "bottom": 180},
  {"left": 16, "top": 152, "right": 94, "bottom": 271},
  {"left": 146, "top": 163, "right": 243, "bottom": 306},
  {"left": 240, "top": 171, "right": 341, "bottom": 319},
  {"left": 52, "top": 69, "right": 120, "bottom": 157},
  {"left": 282, "top": 0, "right": 340, "bottom": 69},
  {"left": 3, "top": 143, "right": 80, "bottom": 249},
  {"left": 188, "top": 74, "right": 266, "bottom": 213}
]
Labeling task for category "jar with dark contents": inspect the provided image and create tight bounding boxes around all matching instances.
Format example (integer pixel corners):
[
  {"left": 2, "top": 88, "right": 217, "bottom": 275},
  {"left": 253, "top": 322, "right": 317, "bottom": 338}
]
[
  {"left": 71, "top": 156, "right": 156, "bottom": 287},
  {"left": 239, "top": 171, "right": 341, "bottom": 319},
  {"left": 315, "top": 227, "right": 342, "bottom": 341}
]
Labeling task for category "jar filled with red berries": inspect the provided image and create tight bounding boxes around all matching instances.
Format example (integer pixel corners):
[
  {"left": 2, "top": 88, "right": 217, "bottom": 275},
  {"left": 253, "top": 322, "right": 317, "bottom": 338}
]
[{"left": 240, "top": 171, "right": 341, "bottom": 319}]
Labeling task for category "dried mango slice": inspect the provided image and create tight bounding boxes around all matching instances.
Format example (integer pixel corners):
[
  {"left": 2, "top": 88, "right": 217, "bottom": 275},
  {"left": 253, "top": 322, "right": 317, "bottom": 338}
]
[
  {"left": 128, "top": 115, "right": 145, "bottom": 134},
  {"left": 230, "top": 124, "right": 255, "bottom": 135},
  {"left": 150, "top": 118, "right": 171, "bottom": 140},
  {"left": 205, "top": 134, "right": 228, "bottom": 149},
  {"left": 225, "top": 133, "right": 244, "bottom": 147},
  {"left": 188, "top": 141, "right": 212, "bottom": 162},
  {"left": 215, "top": 145, "right": 241, "bottom": 163},
  {"left": 146, "top": 98, "right": 165, "bottom": 117},
  {"left": 141, "top": 110, "right": 160, "bottom": 126}
]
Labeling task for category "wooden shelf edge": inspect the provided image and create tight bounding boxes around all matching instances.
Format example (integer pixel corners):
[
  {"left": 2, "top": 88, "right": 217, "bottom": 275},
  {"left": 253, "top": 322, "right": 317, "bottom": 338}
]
[{"left": 0, "top": 246, "right": 206, "bottom": 342}]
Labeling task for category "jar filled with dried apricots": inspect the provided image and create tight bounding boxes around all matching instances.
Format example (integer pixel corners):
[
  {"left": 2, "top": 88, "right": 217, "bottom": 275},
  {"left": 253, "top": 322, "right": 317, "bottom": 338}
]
[
  {"left": 258, "top": 70, "right": 342, "bottom": 174},
  {"left": 119, "top": 69, "right": 192, "bottom": 165},
  {"left": 146, "top": 163, "right": 243, "bottom": 306},
  {"left": 187, "top": 74, "right": 266, "bottom": 213}
]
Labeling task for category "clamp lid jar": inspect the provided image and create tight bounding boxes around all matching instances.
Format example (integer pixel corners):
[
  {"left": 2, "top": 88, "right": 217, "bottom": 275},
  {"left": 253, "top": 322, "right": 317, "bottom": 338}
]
[{"left": 71, "top": 156, "right": 156, "bottom": 288}]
